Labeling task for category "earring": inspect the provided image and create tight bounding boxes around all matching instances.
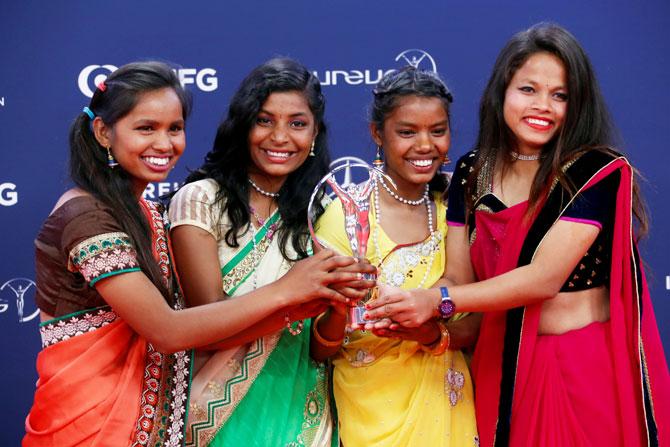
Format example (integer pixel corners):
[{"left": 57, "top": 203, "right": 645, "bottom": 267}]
[
  {"left": 309, "top": 140, "right": 316, "bottom": 157},
  {"left": 440, "top": 154, "right": 451, "bottom": 174},
  {"left": 106, "top": 146, "right": 119, "bottom": 168},
  {"left": 373, "top": 146, "right": 384, "bottom": 168}
]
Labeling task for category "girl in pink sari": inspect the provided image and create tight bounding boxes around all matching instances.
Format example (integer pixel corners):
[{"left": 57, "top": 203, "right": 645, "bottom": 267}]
[
  {"left": 366, "top": 24, "right": 669, "bottom": 446},
  {"left": 23, "top": 61, "right": 364, "bottom": 447}
]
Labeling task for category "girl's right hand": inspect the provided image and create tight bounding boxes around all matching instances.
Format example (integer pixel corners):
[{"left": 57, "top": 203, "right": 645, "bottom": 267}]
[{"left": 275, "top": 249, "right": 375, "bottom": 307}]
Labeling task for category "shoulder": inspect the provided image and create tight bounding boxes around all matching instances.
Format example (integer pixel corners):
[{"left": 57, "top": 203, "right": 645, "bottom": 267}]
[
  {"left": 453, "top": 150, "right": 479, "bottom": 171},
  {"left": 564, "top": 148, "right": 626, "bottom": 182},
  {"left": 172, "top": 178, "right": 220, "bottom": 205}
]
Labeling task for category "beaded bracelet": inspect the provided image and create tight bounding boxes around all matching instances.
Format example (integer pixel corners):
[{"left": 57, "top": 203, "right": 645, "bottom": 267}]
[
  {"left": 420, "top": 321, "right": 450, "bottom": 356},
  {"left": 284, "top": 313, "right": 304, "bottom": 336},
  {"left": 311, "top": 313, "right": 344, "bottom": 347}
]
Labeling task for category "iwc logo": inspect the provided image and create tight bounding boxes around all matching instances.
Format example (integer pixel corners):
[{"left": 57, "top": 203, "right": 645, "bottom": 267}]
[
  {"left": 0, "top": 277, "right": 39, "bottom": 323},
  {"left": 78, "top": 65, "right": 219, "bottom": 98}
]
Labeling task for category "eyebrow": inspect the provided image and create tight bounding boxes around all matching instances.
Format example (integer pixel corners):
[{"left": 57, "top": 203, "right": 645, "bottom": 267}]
[
  {"left": 518, "top": 78, "right": 566, "bottom": 89},
  {"left": 258, "top": 109, "right": 309, "bottom": 118},
  {"left": 395, "top": 120, "right": 449, "bottom": 127}
]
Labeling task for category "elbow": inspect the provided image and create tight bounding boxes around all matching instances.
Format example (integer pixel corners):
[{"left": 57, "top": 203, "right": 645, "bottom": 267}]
[{"left": 145, "top": 332, "right": 184, "bottom": 354}]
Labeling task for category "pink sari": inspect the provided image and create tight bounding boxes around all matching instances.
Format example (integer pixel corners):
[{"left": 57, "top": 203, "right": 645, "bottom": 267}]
[{"left": 469, "top": 152, "right": 670, "bottom": 446}]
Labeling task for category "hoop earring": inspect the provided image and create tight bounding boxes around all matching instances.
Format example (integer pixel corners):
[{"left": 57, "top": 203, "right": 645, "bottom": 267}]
[
  {"left": 106, "top": 146, "right": 119, "bottom": 168},
  {"left": 309, "top": 140, "right": 316, "bottom": 157},
  {"left": 373, "top": 145, "right": 384, "bottom": 168},
  {"left": 440, "top": 154, "right": 451, "bottom": 174}
]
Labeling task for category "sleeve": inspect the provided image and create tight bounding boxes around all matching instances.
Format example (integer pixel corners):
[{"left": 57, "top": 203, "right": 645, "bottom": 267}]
[
  {"left": 168, "top": 180, "right": 219, "bottom": 237},
  {"left": 63, "top": 204, "right": 141, "bottom": 286},
  {"left": 314, "top": 198, "right": 354, "bottom": 256},
  {"left": 560, "top": 170, "right": 620, "bottom": 229},
  {"left": 445, "top": 153, "right": 473, "bottom": 226}
]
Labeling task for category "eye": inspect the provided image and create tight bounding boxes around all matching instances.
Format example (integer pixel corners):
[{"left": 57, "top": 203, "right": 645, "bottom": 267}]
[
  {"left": 290, "top": 120, "right": 308, "bottom": 128},
  {"left": 398, "top": 129, "right": 416, "bottom": 137},
  {"left": 553, "top": 92, "right": 568, "bottom": 102},
  {"left": 169, "top": 124, "right": 184, "bottom": 133},
  {"left": 519, "top": 86, "right": 535, "bottom": 93},
  {"left": 256, "top": 117, "right": 272, "bottom": 126},
  {"left": 136, "top": 125, "right": 153, "bottom": 132},
  {"left": 431, "top": 128, "right": 448, "bottom": 137}
]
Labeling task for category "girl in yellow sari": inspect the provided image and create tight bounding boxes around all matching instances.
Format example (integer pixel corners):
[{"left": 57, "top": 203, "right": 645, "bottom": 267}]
[{"left": 313, "top": 67, "right": 479, "bottom": 446}]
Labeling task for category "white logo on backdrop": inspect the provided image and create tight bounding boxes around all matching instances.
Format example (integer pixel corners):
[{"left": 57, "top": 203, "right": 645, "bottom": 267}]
[
  {"left": 0, "top": 96, "right": 5, "bottom": 107},
  {"left": 666, "top": 275, "right": 670, "bottom": 290},
  {"left": 328, "top": 156, "right": 369, "bottom": 195},
  {"left": 0, "top": 278, "right": 39, "bottom": 323},
  {"left": 0, "top": 182, "right": 18, "bottom": 206},
  {"left": 395, "top": 49, "right": 438, "bottom": 73},
  {"left": 315, "top": 49, "right": 438, "bottom": 87},
  {"left": 143, "top": 182, "right": 182, "bottom": 200},
  {"left": 78, "top": 65, "right": 219, "bottom": 98}
]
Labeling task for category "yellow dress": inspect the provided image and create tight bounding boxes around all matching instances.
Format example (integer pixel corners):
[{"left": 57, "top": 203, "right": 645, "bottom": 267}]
[{"left": 316, "top": 191, "right": 478, "bottom": 447}]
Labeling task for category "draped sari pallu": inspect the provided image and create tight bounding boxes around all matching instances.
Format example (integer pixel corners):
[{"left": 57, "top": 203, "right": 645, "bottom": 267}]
[
  {"left": 317, "top": 194, "right": 479, "bottom": 447},
  {"left": 182, "top": 210, "right": 334, "bottom": 447},
  {"left": 470, "top": 151, "right": 670, "bottom": 447},
  {"left": 24, "top": 200, "right": 191, "bottom": 447}
]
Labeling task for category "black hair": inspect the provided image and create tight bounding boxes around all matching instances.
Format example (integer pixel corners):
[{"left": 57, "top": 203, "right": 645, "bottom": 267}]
[
  {"left": 183, "top": 57, "right": 330, "bottom": 260},
  {"left": 470, "top": 23, "right": 647, "bottom": 235},
  {"left": 370, "top": 66, "right": 453, "bottom": 194},
  {"left": 69, "top": 61, "right": 192, "bottom": 302}
]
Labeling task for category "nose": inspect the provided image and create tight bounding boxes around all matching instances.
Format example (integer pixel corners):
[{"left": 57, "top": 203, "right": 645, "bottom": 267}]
[
  {"left": 270, "top": 124, "right": 289, "bottom": 144},
  {"left": 416, "top": 131, "right": 432, "bottom": 151},
  {"left": 532, "top": 93, "right": 552, "bottom": 112},
  {"left": 153, "top": 131, "right": 174, "bottom": 152}
]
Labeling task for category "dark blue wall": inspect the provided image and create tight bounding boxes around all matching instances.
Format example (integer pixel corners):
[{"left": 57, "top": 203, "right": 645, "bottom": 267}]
[{"left": 1, "top": 1, "right": 668, "bottom": 444}]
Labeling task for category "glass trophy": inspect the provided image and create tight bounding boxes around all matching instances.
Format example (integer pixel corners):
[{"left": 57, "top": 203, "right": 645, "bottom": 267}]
[{"left": 307, "top": 162, "right": 388, "bottom": 329}]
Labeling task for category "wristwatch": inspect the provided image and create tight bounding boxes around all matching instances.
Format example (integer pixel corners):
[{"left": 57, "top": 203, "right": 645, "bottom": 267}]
[{"left": 437, "top": 286, "right": 456, "bottom": 319}]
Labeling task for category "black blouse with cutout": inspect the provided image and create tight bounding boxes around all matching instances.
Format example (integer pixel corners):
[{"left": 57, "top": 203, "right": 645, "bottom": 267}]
[{"left": 446, "top": 151, "right": 618, "bottom": 292}]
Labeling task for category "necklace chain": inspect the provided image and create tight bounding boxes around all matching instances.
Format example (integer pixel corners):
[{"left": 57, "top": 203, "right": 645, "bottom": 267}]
[
  {"left": 379, "top": 179, "right": 428, "bottom": 206},
  {"left": 510, "top": 151, "right": 541, "bottom": 161},
  {"left": 372, "top": 178, "right": 436, "bottom": 289},
  {"left": 248, "top": 178, "right": 280, "bottom": 198}
]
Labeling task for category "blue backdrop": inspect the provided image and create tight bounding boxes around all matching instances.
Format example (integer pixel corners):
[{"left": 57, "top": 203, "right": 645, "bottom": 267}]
[{"left": 1, "top": 1, "right": 668, "bottom": 444}]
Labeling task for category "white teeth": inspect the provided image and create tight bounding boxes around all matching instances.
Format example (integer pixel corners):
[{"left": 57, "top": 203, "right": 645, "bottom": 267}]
[
  {"left": 266, "top": 150, "right": 290, "bottom": 158},
  {"left": 527, "top": 117, "right": 550, "bottom": 126},
  {"left": 409, "top": 159, "right": 433, "bottom": 167},
  {"left": 143, "top": 156, "right": 169, "bottom": 166}
]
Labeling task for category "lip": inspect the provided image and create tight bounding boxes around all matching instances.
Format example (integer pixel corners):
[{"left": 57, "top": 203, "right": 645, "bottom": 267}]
[
  {"left": 261, "top": 148, "right": 297, "bottom": 164},
  {"left": 406, "top": 158, "right": 435, "bottom": 173},
  {"left": 523, "top": 116, "right": 554, "bottom": 131},
  {"left": 141, "top": 155, "right": 172, "bottom": 172}
]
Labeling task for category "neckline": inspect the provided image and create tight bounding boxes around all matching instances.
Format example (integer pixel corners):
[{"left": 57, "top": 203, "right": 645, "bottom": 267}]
[{"left": 372, "top": 191, "right": 442, "bottom": 248}]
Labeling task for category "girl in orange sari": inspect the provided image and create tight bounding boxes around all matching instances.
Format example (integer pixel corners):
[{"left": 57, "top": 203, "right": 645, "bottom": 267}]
[
  {"left": 368, "top": 24, "right": 670, "bottom": 446},
  {"left": 24, "top": 61, "right": 364, "bottom": 447}
]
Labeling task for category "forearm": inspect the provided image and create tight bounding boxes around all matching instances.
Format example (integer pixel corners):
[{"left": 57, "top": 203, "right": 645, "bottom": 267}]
[
  {"left": 419, "top": 263, "right": 561, "bottom": 313},
  {"left": 198, "top": 310, "right": 288, "bottom": 351},
  {"left": 445, "top": 313, "right": 482, "bottom": 350},
  {"left": 310, "top": 309, "right": 346, "bottom": 362},
  {"left": 142, "top": 282, "right": 291, "bottom": 353}
]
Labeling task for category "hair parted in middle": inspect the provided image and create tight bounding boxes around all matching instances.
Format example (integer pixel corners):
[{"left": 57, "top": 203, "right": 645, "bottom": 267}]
[
  {"left": 370, "top": 66, "right": 454, "bottom": 194},
  {"left": 183, "top": 57, "right": 330, "bottom": 261}
]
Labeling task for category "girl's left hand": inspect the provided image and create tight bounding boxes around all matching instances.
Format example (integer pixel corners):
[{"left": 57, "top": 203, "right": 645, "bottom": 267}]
[
  {"left": 368, "top": 319, "right": 441, "bottom": 345},
  {"left": 364, "top": 283, "right": 437, "bottom": 327}
]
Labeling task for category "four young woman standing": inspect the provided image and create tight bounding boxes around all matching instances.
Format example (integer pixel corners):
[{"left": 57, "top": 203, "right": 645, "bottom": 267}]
[{"left": 23, "top": 23, "right": 668, "bottom": 447}]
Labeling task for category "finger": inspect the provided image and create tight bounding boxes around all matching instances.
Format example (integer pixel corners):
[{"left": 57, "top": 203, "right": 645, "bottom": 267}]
[
  {"left": 324, "top": 271, "right": 369, "bottom": 285},
  {"left": 321, "top": 255, "right": 358, "bottom": 271},
  {"left": 332, "top": 287, "right": 368, "bottom": 301},
  {"left": 319, "top": 287, "right": 350, "bottom": 305},
  {"left": 335, "top": 279, "right": 376, "bottom": 290}
]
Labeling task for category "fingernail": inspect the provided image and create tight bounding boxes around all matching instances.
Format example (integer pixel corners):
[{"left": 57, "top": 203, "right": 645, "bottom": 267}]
[{"left": 363, "top": 313, "right": 369, "bottom": 320}]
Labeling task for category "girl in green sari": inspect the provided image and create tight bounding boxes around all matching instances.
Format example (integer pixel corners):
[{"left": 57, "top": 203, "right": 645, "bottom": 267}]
[{"left": 169, "top": 58, "right": 374, "bottom": 446}]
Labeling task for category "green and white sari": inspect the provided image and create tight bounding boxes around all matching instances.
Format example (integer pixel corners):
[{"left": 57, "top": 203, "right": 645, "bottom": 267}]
[{"left": 169, "top": 179, "right": 335, "bottom": 447}]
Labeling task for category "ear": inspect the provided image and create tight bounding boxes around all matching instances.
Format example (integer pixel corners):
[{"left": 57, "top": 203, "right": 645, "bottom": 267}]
[
  {"left": 312, "top": 123, "right": 319, "bottom": 140},
  {"left": 369, "top": 123, "right": 383, "bottom": 147},
  {"left": 92, "top": 117, "right": 112, "bottom": 148}
]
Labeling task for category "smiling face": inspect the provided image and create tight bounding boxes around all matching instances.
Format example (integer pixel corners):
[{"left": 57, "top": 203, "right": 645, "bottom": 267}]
[
  {"left": 247, "top": 91, "right": 317, "bottom": 189},
  {"left": 371, "top": 95, "right": 450, "bottom": 197},
  {"left": 94, "top": 87, "right": 186, "bottom": 196},
  {"left": 503, "top": 51, "right": 568, "bottom": 155}
]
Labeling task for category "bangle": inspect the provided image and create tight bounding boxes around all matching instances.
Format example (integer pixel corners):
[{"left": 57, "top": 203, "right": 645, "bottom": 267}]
[
  {"left": 312, "top": 313, "right": 344, "bottom": 348},
  {"left": 284, "top": 312, "right": 304, "bottom": 336},
  {"left": 420, "top": 321, "right": 450, "bottom": 356}
]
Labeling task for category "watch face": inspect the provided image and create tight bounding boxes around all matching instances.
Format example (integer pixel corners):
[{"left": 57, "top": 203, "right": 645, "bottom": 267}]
[{"left": 439, "top": 300, "right": 455, "bottom": 318}]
